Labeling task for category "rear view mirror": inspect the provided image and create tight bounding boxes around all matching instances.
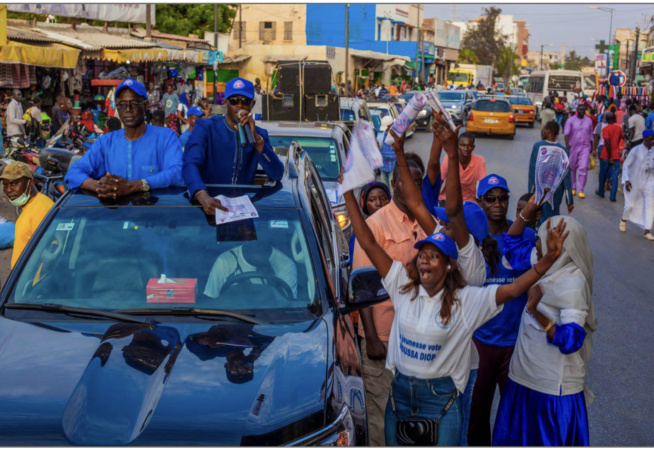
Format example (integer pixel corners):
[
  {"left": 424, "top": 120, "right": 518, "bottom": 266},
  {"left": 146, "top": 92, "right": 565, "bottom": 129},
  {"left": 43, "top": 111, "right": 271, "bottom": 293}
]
[{"left": 342, "top": 267, "right": 389, "bottom": 313}]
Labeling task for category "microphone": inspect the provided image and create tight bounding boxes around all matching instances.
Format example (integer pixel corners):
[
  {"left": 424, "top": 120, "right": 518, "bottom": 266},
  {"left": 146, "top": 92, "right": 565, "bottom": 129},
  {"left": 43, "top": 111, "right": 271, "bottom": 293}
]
[{"left": 237, "top": 110, "right": 257, "bottom": 147}]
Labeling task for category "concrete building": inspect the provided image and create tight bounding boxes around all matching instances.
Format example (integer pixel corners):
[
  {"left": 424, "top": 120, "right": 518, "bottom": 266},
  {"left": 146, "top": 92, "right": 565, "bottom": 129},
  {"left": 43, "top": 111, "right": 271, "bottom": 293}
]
[
  {"left": 527, "top": 50, "right": 563, "bottom": 70},
  {"left": 515, "top": 20, "right": 529, "bottom": 62},
  {"left": 614, "top": 28, "right": 648, "bottom": 73},
  {"left": 225, "top": 4, "right": 426, "bottom": 89}
]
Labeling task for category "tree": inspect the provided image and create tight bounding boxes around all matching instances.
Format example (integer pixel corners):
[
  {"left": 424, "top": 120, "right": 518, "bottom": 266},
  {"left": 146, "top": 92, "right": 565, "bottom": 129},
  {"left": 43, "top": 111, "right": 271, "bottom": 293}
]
[
  {"left": 549, "top": 62, "right": 561, "bottom": 70},
  {"left": 495, "top": 47, "right": 519, "bottom": 84},
  {"left": 564, "top": 50, "right": 583, "bottom": 71},
  {"left": 458, "top": 48, "right": 480, "bottom": 64},
  {"left": 580, "top": 56, "right": 592, "bottom": 67},
  {"left": 155, "top": 4, "right": 237, "bottom": 38},
  {"left": 459, "top": 7, "right": 507, "bottom": 66}
]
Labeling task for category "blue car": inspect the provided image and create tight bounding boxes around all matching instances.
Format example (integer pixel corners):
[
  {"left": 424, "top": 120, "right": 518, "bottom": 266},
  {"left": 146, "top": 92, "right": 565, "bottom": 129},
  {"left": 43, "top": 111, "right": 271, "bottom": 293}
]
[{"left": 0, "top": 144, "right": 388, "bottom": 445}]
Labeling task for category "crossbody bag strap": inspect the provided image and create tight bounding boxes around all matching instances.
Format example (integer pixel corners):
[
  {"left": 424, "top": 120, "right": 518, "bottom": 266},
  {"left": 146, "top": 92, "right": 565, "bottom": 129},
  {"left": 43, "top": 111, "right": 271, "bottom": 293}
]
[{"left": 390, "top": 385, "right": 458, "bottom": 422}]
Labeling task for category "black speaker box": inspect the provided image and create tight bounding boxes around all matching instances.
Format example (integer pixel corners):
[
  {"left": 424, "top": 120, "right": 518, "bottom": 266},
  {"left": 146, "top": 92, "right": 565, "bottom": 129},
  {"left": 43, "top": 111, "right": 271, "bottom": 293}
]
[
  {"left": 304, "top": 93, "right": 340, "bottom": 122},
  {"left": 262, "top": 94, "right": 302, "bottom": 121}
]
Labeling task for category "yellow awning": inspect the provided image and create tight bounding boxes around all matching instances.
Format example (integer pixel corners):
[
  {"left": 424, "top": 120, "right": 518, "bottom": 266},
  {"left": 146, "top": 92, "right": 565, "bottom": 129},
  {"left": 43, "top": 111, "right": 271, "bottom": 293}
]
[
  {"left": 101, "top": 48, "right": 203, "bottom": 64},
  {"left": 0, "top": 41, "right": 80, "bottom": 68}
]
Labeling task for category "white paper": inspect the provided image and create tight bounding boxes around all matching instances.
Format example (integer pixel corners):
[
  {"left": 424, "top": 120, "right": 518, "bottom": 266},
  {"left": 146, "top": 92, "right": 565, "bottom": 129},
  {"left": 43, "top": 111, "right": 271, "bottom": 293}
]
[
  {"left": 215, "top": 195, "right": 259, "bottom": 225},
  {"left": 338, "top": 120, "right": 383, "bottom": 196},
  {"left": 535, "top": 145, "right": 570, "bottom": 207},
  {"left": 384, "top": 93, "right": 428, "bottom": 144},
  {"left": 423, "top": 91, "right": 457, "bottom": 132}
]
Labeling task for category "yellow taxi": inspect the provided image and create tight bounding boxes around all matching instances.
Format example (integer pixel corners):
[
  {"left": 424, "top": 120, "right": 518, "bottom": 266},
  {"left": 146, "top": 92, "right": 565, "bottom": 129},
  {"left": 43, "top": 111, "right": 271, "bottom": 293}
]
[
  {"left": 506, "top": 95, "right": 536, "bottom": 128},
  {"left": 466, "top": 97, "right": 516, "bottom": 139}
]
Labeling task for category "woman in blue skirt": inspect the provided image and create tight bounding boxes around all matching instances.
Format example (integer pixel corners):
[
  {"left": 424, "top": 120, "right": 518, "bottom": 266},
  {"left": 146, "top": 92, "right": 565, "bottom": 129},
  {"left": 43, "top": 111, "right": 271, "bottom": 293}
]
[{"left": 493, "top": 215, "right": 596, "bottom": 446}]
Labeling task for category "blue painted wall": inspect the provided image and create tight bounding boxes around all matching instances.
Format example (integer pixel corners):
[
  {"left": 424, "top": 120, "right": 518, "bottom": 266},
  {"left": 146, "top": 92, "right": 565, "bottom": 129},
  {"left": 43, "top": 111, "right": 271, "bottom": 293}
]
[{"left": 306, "top": 4, "right": 419, "bottom": 61}]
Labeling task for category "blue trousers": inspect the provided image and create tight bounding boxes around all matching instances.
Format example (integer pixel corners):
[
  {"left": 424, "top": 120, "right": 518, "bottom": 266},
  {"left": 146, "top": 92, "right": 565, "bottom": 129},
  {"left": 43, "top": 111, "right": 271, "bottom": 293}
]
[
  {"left": 385, "top": 372, "right": 461, "bottom": 446},
  {"left": 597, "top": 157, "right": 620, "bottom": 201},
  {"left": 459, "top": 369, "right": 477, "bottom": 446}
]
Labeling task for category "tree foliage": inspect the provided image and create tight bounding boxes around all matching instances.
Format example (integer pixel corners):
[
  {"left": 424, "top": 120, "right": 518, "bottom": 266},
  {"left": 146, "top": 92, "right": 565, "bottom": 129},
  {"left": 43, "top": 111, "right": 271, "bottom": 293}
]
[
  {"left": 564, "top": 50, "right": 583, "bottom": 71},
  {"left": 495, "top": 47, "right": 519, "bottom": 83},
  {"left": 155, "top": 4, "right": 237, "bottom": 38},
  {"left": 458, "top": 48, "right": 480, "bottom": 64},
  {"left": 459, "top": 7, "right": 507, "bottom": 66}
]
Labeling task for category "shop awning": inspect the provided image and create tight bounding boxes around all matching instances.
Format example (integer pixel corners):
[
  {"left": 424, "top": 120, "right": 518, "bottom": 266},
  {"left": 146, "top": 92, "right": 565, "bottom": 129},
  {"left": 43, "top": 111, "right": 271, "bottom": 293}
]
[
  {"left": 223, "top": 55, "right": 252, "bottom": 64},
  {"left": 405, "top": 61, "right": 416, "bottom": 70},
  {"left": 100, "top": 47, "right": 203, "bottom": 64},
  {"left": 0, "top": 41, "right": 80, "bottom": 68}
]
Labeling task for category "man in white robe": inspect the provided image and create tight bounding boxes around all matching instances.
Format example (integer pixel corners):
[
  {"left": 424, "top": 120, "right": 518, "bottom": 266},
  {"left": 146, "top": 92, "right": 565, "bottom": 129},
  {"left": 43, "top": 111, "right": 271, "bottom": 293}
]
[{"left": 620, "top": 129, "right": 654, "bottom": 240}]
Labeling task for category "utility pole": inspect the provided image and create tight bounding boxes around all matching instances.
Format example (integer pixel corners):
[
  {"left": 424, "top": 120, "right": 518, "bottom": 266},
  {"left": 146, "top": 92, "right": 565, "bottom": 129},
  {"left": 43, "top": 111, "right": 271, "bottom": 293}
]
[
  {"left": 632, "top": 27, "right": 640, "bottom": 84},
  {"left": 145, "top": 4, "right": 152, "bottom": 39},
  {"left": 214, "top": 4, "right": 219, "bottom": 105},
  {"left": 414, "top": 5, "right": 420, "bottom": 82},
  {"left": 239, "top": 4, "right": 242, "bottom": 49},
  {"left": 345, "top": 4, "right": 349, "bottom": 96},
  {"left": 540, "top": 44, "right": 544, "bottom": 70},
  {"left": 420, "top": 20, "right": 426, "bottom": 83}
]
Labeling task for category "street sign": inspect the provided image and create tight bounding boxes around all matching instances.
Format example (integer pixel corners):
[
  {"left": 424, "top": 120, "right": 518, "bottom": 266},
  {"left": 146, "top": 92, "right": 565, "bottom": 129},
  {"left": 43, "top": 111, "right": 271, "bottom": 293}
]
[
  {"left": 609, "top": 70, "right": 626, "bottom": 86},
  {"left": 595, "top": 40, "right": 609, "bottom": 53}
]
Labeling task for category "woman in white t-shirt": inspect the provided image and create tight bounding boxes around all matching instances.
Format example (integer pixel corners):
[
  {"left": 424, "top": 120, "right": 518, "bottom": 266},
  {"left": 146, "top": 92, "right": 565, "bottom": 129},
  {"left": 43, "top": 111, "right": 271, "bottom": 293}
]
[{"left": 343, "top": 176, "right": 569, "bottom": 445}]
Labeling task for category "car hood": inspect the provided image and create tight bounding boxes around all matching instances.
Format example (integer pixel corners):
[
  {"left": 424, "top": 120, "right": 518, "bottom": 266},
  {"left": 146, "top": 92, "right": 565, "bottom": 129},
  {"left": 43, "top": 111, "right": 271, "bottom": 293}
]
[{"left": 0, "top": 316, "right": 329, "bottom": 445}]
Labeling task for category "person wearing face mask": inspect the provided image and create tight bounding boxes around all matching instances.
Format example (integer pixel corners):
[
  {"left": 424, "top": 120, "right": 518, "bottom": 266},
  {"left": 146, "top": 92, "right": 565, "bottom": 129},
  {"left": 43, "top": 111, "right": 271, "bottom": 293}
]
[
  {"left": 342, "top": 152, "right": 569, "bottom": 446},
  {"left": 182, "top": 77, "right": 283, "bottom": 216},
  {"left": 0, "top": 162, "right": 54, "bottom": 269}
]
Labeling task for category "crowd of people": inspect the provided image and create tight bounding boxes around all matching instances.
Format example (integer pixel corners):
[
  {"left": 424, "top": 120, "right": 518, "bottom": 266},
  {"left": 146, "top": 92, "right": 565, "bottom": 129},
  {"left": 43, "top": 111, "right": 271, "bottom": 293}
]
[{"left": 1, "top": 70, "right": 653, "bottom": 447}]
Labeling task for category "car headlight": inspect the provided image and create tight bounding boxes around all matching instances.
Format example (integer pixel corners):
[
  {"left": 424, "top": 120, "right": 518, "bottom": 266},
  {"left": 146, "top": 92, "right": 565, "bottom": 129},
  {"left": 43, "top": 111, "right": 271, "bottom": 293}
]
[
  {"left": 287, "top": 406, "right": 356, "bottom": 447},
  {"left": 418, "top": 109, "right": 428, "bottom": 117},
  {"left": 450, "top": 105, "right": 459, "bottom": 110},
  {"left": 333, "top": 205, "right": 350, "bottom": 230}
]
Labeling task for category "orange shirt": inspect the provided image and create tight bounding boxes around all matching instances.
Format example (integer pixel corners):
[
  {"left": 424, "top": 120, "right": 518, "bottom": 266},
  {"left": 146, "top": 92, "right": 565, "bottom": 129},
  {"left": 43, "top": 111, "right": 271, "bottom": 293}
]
[
  {"left": 389, "top": 85, "right": 398, "bottom": 96},
  {"left": 439, "top": 154, "right": 487, "bottom": 203},
  {"left": 352, "top": 200, "right": 428, "bottom": 341}
]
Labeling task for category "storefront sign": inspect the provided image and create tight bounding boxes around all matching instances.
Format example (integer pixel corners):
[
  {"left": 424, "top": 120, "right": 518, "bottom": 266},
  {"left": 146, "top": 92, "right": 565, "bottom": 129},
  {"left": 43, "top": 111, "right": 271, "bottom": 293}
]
[
  {"left": 7, "top": 4, "right": 155, "bottom": 25},
  {"left": 208, "top": 51, "right": 224, "bottom": 65}
]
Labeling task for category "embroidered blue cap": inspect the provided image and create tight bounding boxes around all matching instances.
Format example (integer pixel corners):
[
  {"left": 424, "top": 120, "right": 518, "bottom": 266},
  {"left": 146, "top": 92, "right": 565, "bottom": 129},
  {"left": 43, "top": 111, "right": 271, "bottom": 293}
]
[
  {"left": 115, "top": 78, "right": 148, "bottom": 100},
  {"left": 477, "top": 174, "right": 510, "bottom": 198},
  {"left": 225, "top": 77, "right": 255, "bottom": 100},
  {"left": 433, "top": 201, "right": 490, "bottom": 243},
  {"left": 643, "top": 129, "right": 654, "bottom": 138},
  {"left": 414, "top": 232, "right": 459, "bottom": 260},
  {"left": 187, "top": 106, "right": 205, "bottom": 117}
]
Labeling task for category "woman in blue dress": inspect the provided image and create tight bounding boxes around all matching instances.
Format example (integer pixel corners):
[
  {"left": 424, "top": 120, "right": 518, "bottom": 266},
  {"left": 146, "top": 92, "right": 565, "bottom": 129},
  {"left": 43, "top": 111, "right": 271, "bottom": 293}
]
[{"left": 493, "top": 215, "right": 596, "bottom": 446}]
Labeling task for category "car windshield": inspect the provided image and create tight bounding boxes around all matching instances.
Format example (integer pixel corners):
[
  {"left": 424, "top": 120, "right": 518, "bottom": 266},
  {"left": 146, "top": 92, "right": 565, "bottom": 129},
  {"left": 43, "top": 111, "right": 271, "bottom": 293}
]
[
  {"left": 9, "top": 205, "right": 318, "bottom": 322},
  {"left": 447, "top": 72, "right": 468, "bottom": 83},
  {"left": 370, "top": 113, "right": 382, "bottom": 131},
  {"left": 507, "top": 97, "right": 532, "bottom": 105},
  {"left": 474, "top": 100, "right": 511, "bottom": 112},
  {"left": 371, "top": 107, "right": 390, "bottom": 116},
  {"left": 340, "top": 109, "right": 355, "bottom": 121},
  {"left": 268, "top": 136, "right": 341, "bottom": 181},
  {"left": 400, "top": 93, "right": 414, "bottom": 102},
  {"left": 548, "top": 75, "right": 581, "bottom": 91},
  {"left": 438, "top": 92, "right": 464, "bottom": 102}
]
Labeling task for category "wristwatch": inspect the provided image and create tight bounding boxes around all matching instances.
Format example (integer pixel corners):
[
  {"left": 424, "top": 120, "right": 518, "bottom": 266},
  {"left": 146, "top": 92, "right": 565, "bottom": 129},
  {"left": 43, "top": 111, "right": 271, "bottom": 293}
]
[{"left": 140, "top": 179, "right": 150, "bottom": 192}]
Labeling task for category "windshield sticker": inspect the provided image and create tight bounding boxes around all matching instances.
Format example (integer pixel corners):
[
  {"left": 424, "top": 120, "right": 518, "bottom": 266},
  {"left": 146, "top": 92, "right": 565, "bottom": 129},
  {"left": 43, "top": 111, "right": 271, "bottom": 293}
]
[
  {"left": 270, "top": 220, "right": 289, "bottom": 229},
  {"left": 56, "top": 223, "right": 75, "bottom": 231}
]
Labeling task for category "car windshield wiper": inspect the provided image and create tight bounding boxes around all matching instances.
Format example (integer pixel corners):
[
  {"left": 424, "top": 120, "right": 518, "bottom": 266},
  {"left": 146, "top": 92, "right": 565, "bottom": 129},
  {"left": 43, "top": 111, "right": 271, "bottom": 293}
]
[
  {"left": 3, "top": 303, "right": 154, "bottom": 324},
  {"left": 121, "top": 308, "right": 264, "bottom": 325}
]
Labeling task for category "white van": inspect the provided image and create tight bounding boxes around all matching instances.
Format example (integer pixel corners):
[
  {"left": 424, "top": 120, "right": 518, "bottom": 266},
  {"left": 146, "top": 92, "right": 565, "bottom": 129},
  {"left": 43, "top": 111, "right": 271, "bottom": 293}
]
[{"left": 526, "top": 70, "right": 583, "bottom": 117}]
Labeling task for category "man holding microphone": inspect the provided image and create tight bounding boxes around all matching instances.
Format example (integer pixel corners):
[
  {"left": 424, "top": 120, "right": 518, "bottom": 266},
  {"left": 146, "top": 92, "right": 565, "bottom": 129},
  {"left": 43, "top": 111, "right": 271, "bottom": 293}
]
[{"left": 183, "top": 77, "right": 283, "bottom": 215}]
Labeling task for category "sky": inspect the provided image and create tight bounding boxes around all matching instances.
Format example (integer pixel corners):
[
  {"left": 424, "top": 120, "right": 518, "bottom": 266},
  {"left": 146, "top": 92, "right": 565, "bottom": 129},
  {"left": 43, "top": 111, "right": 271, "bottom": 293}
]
[{"left": 423, "top": 3, "right": 654, "bottom": 58}]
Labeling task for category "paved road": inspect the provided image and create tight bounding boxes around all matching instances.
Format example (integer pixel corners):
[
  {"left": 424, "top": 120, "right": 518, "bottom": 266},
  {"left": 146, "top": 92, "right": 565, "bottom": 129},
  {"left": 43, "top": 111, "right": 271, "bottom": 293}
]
[{"left": 404, "top": 124, "right": 654, "bottom": 446}]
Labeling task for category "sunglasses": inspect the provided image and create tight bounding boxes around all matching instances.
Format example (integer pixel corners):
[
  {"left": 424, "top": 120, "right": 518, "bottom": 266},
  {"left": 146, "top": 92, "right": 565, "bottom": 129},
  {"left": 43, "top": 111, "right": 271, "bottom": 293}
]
[
  {"left": 227, "top": 97, "right": 253, "bottom": 106},
  {"left": 483, "top": 194, "right": 510, "bottom": 204},
  {"left": 115, "top": 100, "right": 147, "bottom": 112}
]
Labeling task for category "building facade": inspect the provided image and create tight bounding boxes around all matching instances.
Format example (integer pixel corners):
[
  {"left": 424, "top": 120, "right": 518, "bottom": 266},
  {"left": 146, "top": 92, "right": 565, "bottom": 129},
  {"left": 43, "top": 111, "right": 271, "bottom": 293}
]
[{"left": 614, "top": 28, "right": 649, "bottom": 74}]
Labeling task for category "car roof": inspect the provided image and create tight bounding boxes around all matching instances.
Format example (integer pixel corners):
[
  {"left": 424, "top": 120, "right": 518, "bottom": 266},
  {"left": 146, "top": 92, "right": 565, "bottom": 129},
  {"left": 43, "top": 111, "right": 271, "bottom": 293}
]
[
  {"left": 260, "top": 121, "right": 344, "bottom": 140},
  {"left": 58, "top": 145, "right": 311, "bottom": 210}
]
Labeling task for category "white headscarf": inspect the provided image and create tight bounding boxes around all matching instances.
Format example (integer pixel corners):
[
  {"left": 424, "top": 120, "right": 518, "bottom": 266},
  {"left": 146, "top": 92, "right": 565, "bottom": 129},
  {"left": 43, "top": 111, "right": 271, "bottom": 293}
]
[{"left": 537, "top": 215, "right": 596, "bottom": 404}]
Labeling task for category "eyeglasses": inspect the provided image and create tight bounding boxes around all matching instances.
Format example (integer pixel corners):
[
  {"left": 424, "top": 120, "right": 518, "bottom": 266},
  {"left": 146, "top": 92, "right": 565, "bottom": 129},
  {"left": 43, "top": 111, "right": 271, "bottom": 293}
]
[
  {"left": 483, "top": 194, "right": 510, "bottom": 204},
  {"left": 227, "top": 96, "right": 253, "bottom": 106},
  {"left": 115, "top": 100, "right": 147, "bottom": 112}
]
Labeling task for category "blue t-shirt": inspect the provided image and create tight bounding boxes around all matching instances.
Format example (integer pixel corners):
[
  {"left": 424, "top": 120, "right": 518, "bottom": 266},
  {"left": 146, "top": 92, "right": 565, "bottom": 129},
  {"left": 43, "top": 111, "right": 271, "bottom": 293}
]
[
  {"left": 179, "top": 130, "right": 191, "bottom": 149},
  {"left": 422, "top": 173, "right": 442, "bottom": 213},
  {"left": 473, "top": 222, "right": 537, "bottom": 347}
]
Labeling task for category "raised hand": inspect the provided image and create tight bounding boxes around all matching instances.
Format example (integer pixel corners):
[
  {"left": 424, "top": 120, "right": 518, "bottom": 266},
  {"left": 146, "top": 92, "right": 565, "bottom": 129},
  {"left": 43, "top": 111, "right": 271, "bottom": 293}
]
[{"left": 545, "top": 218, "right": 569, "bottom": 260}]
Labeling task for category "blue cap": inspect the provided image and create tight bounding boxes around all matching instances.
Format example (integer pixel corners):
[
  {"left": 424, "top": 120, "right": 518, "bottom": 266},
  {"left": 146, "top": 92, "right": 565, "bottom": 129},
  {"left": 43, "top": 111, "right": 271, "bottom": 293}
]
[
  {"left": 643, "top": 129, "right": 654, "bottom": 138},
  {"left": 115, "top": 78, "right": 148, "bottom": 100},
  {"left": 477, "top": 174, "right": 510, "bottom": 198},
  {"left": 414, "top": 232, "right": 459, "bottom": 260},
  {"left": 187, "top": 106, "right": 205, "bottom": 117},
  {"left": 433, "top": 202, "right": 489, "bottom": 243},
  {"left": 225, "top": 77, "right": 254, "bottom": 100}
]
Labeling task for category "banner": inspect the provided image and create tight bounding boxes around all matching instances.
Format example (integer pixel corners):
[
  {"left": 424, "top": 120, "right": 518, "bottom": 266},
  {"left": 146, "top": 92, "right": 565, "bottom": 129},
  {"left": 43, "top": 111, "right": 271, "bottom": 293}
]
[{"left": 7, "top": 4, "right": 155, "bottom": 25}]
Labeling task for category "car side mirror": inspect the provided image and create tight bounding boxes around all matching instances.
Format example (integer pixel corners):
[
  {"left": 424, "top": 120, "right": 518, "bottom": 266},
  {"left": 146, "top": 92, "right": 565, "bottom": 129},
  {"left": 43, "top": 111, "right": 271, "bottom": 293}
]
[{"left": 342, "top": 267, "right": 389, "bottom": 313}]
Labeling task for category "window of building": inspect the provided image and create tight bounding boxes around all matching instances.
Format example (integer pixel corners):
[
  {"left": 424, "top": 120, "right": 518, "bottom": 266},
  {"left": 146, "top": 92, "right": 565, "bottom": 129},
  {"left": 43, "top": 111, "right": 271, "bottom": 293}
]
[
  {"left": 259, "top": 21, "right": 276, "bottom": 42},
  {"left": 284, "top": 22, "right": 292, "bottom": 41},
  {"left": 233, "top": 21, "right": 246, "bottom": 41}
]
